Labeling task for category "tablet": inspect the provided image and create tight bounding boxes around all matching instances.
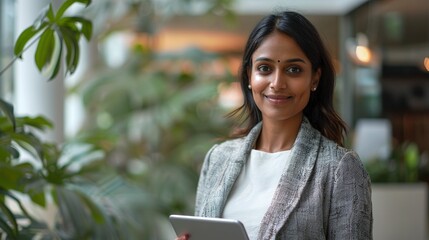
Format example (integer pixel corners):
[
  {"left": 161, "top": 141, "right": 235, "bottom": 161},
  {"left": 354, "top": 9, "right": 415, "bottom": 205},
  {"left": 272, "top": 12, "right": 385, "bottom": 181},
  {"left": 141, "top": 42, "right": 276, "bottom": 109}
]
[{"left": 169, "top": 214, "right": 249, "bottom": 240}]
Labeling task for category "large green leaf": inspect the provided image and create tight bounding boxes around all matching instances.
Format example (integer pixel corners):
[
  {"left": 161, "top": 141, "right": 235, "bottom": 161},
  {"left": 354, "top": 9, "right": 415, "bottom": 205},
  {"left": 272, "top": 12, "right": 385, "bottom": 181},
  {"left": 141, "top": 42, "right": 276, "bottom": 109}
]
[
  {"left": 60, "top": 26, "right": 80, "bottom": 74},
  {"left": 41, "top": 33, "right": 63, "bottom": 80},
  {"left": 34, "top": 28, "right": 55, "bottom": 71},
  {"left": 13, "top": 25, "right": 44, "bottom": 58},
  {"left": 0, "top": 165, "right": 25, "bottom": 190}
]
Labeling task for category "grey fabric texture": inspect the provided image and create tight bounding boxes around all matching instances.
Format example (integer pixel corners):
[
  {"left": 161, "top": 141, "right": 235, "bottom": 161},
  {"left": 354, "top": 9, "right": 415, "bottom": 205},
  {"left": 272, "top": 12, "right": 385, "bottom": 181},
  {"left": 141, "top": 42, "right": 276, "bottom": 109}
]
[{"left": 194, "top": 117, "right": 373, "bottom": 240}]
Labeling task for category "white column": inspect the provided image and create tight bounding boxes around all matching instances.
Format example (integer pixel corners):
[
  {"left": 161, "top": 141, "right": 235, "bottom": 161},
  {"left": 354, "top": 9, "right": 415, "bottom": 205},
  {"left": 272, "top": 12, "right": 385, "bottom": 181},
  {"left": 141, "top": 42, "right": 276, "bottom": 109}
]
[
  {"left": 338, "top": 14, "right": 355, "bottom": 126},
  {"left": 14, "top": 0, "right": 64, "bottom": 143}
]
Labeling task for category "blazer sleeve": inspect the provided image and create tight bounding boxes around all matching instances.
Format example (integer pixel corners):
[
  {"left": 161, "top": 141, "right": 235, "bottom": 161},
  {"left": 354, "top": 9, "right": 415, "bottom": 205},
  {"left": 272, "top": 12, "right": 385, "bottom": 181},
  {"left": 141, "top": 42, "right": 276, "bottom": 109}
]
[
  {"left": 328, "top": 151, "right": 373, "bottom": 240},
  {"left": 194, "top": 144, "right": 217, "bottom": 216}
]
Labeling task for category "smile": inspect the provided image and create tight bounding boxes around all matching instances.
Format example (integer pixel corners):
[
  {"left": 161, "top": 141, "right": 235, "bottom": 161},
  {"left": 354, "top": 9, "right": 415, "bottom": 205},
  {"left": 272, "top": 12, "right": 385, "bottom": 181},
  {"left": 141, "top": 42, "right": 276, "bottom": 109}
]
[{"left": 264, "top": 94, "right": 293, "bottom": 103}]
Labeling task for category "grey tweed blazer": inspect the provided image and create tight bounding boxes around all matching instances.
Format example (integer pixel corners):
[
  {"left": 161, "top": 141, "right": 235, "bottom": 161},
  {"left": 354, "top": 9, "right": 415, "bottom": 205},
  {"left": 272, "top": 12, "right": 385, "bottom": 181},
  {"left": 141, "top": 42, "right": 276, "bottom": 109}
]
[{"left": 195, "top": 118, "right": 373, "bottom": 240}]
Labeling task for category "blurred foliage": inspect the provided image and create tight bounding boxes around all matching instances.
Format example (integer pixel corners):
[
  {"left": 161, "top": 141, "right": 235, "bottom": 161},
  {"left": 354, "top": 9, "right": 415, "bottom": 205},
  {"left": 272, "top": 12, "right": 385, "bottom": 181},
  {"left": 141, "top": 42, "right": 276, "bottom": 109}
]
[
  {"left": 78, "top": 0, "right": 237, "bottom": 40},
  {"left": 69, "top": 0, "right": 238, "bottom": 238},
  {"left": 364, "top": 141, "right": 429, "bottom": 183},
  {"left": 73, "top": 45, "right": 236, "bottom": 238},
  {"left": 0, "top": 0, "right": 238, "bottom": 238}
]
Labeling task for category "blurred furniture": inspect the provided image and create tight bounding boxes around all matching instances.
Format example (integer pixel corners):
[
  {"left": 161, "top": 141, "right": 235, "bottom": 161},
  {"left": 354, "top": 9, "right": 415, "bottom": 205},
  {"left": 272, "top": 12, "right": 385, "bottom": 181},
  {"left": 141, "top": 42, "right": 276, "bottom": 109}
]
[{"left": 353, "top": 118, "right": 392, "bottom": 161}]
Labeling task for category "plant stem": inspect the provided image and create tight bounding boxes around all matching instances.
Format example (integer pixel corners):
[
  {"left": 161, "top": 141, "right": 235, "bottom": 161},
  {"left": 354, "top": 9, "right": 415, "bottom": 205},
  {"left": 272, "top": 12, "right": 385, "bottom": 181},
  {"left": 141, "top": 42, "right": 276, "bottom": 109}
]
[{"left": 0, "top": 34, "right": 42, "bottom": 77}]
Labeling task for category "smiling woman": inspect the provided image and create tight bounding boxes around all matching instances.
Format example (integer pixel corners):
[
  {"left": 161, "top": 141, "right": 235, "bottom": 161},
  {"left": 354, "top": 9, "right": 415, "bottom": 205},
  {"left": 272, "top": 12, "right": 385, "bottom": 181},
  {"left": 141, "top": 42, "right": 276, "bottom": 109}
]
[{"left": 175, "top": 10, "right": 373, "bottom": 240}]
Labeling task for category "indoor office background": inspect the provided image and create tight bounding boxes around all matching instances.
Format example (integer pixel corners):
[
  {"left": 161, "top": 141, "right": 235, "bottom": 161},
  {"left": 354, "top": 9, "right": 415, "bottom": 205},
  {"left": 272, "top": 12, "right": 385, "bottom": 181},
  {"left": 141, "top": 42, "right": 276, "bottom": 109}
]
[{"left": 0, "top": 0, "right": 428, "bottom": 239}]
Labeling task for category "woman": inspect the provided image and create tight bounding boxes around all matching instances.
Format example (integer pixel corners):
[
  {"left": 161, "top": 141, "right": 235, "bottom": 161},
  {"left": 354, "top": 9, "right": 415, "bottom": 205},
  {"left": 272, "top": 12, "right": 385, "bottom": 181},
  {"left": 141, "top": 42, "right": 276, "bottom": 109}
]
[{"left": 181, "top": 11, "right": 372, "bottom": 240}]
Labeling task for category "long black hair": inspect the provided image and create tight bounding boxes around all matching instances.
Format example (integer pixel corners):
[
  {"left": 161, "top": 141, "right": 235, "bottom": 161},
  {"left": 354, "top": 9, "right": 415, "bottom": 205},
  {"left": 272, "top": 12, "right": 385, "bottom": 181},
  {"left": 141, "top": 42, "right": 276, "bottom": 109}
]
[{"left": 228, "top": 11, "right": 347, "bottom": 146}]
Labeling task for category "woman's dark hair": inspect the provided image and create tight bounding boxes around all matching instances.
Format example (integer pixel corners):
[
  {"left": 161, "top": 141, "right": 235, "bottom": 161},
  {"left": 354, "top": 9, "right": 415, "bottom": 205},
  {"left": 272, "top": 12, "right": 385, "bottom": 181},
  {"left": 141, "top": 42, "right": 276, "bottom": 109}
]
[{"left": 228, "top": 11, "right": 347, "bottom": 146}]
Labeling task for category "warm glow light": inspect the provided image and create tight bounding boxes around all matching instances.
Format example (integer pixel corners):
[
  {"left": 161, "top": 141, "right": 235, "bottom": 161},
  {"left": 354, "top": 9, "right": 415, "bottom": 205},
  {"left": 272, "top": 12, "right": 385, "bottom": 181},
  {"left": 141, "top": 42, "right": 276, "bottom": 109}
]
[
  {"left": 355, "top": 45, "right": 372, "bottom": 63},
  {"left": 424, "top": 57, "right": 429, "bottom": 71},
  {"left": 155, "top": 29, "right": 245, "bottom": 53}
]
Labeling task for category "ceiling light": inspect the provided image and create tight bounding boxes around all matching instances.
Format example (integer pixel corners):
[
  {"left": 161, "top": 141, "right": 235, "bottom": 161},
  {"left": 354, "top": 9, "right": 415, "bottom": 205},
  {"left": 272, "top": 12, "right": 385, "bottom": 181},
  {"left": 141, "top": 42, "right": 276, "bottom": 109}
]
[{"left": 347, "top": 33, "right": 375, "bottom": 66}]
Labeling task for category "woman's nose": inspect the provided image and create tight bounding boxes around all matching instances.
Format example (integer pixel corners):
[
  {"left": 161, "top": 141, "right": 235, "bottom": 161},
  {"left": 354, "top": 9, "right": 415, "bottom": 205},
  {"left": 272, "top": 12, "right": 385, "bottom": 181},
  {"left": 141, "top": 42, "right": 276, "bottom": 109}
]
[{"left": 270, "top": 70, "right": 287, "bottom": 89}]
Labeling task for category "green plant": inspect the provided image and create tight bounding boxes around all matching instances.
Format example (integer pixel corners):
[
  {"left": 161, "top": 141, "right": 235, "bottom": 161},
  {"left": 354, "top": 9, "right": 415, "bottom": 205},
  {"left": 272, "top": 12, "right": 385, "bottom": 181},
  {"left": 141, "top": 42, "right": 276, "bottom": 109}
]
[
  {"left": 0, "top": 0, "right": 119, "bottom": 239},
  {"left": 364, "top": 141, "right": 429, "bottom": 183}
]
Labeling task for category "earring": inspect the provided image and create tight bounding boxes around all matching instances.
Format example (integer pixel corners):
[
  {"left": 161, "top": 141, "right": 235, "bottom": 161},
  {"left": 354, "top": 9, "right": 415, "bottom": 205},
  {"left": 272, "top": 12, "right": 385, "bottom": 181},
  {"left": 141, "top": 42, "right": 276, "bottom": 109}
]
[
  {"left": 248, "top": 84, "right": 252, "bottom": 90},
  {"left": 312, "top": 87, "right": 317, "bottom": 91}
]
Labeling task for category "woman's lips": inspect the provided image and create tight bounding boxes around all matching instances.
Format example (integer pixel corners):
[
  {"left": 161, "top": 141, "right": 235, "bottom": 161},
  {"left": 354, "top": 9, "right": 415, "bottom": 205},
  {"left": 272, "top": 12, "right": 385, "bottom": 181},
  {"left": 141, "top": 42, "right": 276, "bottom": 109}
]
[{"left": 264, "top": 94, "right": 293, "bottom": 103}]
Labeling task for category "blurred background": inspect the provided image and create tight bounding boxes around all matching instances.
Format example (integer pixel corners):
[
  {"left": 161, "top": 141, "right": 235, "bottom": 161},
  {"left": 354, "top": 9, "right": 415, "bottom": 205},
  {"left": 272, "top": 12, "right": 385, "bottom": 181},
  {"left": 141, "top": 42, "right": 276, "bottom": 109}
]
[{"left": 0, "top": 0, "right": 428, "bottom": 239}]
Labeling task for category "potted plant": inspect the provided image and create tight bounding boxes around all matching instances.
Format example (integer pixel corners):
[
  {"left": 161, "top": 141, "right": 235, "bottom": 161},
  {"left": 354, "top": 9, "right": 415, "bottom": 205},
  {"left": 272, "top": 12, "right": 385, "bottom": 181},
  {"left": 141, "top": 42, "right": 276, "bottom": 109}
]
[{"left": 364, "top": 142, "right": 429, "bottom": 240}]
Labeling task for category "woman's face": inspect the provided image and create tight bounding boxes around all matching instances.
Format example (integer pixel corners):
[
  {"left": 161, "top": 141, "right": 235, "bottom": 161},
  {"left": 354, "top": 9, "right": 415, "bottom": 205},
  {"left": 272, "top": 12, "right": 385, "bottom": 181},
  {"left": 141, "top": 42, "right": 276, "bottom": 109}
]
[{"left": 249, "top": 31, "right": 320, "bottom": 123}]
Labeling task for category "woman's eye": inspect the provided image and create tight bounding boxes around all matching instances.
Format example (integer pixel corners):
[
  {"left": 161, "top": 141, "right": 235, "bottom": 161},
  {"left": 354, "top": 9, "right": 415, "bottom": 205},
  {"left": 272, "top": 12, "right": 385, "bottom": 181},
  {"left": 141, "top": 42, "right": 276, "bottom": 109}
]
[
  {"left": 257, "top": 65, "right": 271, "bottom": 72},
  {"left": 286, "top": 66, "right": 302, "bottom": 74}
]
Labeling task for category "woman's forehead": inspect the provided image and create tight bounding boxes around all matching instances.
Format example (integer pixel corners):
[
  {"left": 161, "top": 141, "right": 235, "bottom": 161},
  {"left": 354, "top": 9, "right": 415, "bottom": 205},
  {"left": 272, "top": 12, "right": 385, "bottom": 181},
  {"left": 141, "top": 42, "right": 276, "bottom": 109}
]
[{"left": 252, "top": 32, "right": 309, "bottom": 63}]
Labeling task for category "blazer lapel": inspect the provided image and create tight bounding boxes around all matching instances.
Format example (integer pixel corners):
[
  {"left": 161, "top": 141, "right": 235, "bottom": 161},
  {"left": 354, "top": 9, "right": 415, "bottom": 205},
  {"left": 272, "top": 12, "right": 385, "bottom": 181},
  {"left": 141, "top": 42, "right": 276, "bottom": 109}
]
[
  {"left": 203, "top": 122, "right": 263, "bottom": 218},
  {"left": 258, "top": 118, "right": 322, "bottom": 239}
]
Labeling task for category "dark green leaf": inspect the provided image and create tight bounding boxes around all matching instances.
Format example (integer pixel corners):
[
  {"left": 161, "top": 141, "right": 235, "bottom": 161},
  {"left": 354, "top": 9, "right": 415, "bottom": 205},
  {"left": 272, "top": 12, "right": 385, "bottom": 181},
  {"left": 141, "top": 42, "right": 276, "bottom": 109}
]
[
  {"left": 48, "top": 38, "right": 64, "bottom": 81},
  {"left": 13, "top": 26, "right": 42, "bottom": 58},
  {"left": 0, "top": 217, "right": 16, "bottom": 239},
  {"left": 60, "top": 27, "right": 80, "bottom": 74},
  {"left": 11, "top": 133, "right": 44, "bottom": 160},
  {"left": 34, "top": 28, "right": 55, "bottom": 71},
  {"left": 59, "top": 17, "right": 92, "bottom": 41},
  {"left": 0, "top": 146, "right": 17, "bottom": 161},
  {"left": 16, "top": 116, "right": 53, "bottom": 131},
  {"left": 47, "top": 4, "right": 55, "bottom": 22},
  {"left": 0, "top": 166, "right": 24, "bottom": 190},
  {"left": 56, "top": 0, "right": 92, "bottom": 20},
  {"left": 0, "top": 189, "right": 35, "bottom": 221},
  {"left": 0, "top": 201, "right": 18, "bottom": 237},
  {"left": 0, "top": 100, "right": 15, "bottom": 131},
  {"left": 43, "top": 32, "right": 63, "bottom": 80},
  {"left": 28, "top": 190, "right": 46, "bottom": 208}
]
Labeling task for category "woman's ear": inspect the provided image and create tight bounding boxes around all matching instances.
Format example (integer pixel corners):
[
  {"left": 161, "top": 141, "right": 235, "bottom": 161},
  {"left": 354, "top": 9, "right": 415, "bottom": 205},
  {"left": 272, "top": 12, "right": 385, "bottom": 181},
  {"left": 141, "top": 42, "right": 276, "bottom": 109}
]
[
  {"left": 312, "top": 68, "right": 321, "bottom": 89},
  {"left": 247, "top": 67, "right": 252, "bottom": 87}
]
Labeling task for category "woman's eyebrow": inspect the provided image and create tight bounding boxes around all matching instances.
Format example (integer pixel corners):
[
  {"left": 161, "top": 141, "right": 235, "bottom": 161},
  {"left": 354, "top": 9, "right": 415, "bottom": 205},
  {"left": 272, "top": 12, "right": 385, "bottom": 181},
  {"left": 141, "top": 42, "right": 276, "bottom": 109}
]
[{"left": 254, "top": 57, "right": 306, "bottom": 63}]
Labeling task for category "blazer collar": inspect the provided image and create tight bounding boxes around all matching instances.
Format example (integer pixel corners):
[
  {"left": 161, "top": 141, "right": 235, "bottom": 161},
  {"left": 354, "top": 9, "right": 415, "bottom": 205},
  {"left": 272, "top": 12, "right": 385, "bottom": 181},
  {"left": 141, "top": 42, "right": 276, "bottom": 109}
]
[{"left": 258, "top": 117, "right": 322, "bottom": 239}]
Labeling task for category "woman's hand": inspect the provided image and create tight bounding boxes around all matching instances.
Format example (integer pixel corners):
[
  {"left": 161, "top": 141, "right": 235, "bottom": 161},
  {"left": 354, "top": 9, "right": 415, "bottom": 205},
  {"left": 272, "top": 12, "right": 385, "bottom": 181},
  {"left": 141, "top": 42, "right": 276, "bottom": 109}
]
[{"left": 175, "top": 233, "right": 190, "bottom": 240}]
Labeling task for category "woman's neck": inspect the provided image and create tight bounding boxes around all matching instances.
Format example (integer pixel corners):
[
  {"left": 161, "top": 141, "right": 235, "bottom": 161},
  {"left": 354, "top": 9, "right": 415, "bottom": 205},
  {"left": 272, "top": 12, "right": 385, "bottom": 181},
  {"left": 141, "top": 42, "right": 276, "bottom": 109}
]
[{"left": 255, "top": 116, "right": 302, "bottom": 153}]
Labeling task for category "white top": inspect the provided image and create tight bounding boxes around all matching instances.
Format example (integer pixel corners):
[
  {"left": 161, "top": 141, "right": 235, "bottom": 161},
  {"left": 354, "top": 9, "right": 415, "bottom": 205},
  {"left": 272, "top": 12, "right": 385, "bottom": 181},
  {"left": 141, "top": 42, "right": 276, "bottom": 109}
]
[{"left": 222, "top": 149, "right": 292, "bottom": 240}]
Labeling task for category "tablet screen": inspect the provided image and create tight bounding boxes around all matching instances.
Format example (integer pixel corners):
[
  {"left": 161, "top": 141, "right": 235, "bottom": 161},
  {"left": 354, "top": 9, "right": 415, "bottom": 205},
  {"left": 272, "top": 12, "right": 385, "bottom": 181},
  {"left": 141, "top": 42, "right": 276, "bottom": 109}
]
[{"left": 169, "top": 215, "right": 249, "bottom": 240}]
